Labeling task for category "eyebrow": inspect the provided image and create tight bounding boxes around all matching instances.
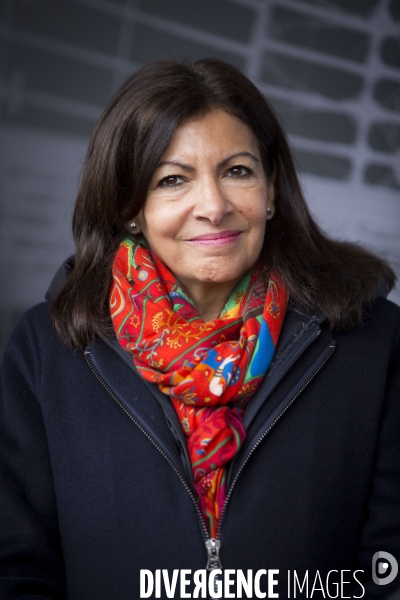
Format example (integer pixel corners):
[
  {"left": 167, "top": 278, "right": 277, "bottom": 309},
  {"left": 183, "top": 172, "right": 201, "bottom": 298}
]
[
  {"left": 155, "top": 152, "right": 259, "bottom": 172},
  {"left": 156, "top": 160, "right": 195, "bottom": 172},
  {"left": 218, "top": 151, "right": 260, "bottom": 168}
]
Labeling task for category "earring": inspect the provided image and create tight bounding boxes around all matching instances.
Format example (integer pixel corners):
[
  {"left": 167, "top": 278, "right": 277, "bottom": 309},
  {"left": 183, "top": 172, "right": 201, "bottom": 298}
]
[
  {"left": 130, "top": 222, "right": 140, "bottom": 233},
  {"left": 267, "top": 207, "right": 272, "bottom": 215}
]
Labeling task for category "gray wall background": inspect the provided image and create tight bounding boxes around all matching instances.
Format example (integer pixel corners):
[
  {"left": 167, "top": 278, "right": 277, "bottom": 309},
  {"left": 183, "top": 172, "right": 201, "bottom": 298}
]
[{"left": 1, "top": 0, "right": 399, "bottom": 356}]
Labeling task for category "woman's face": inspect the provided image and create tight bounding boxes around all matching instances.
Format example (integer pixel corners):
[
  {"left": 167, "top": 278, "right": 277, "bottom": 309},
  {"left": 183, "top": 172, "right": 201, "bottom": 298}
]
[{"left": 136, "top": 109, "right": 275, "bottom": 298}]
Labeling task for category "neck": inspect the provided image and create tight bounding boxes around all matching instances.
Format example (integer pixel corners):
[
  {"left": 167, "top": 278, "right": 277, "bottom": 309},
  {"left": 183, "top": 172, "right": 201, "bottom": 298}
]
[{"left": 178, "top": 279, "right": 241, "bottom": 322}]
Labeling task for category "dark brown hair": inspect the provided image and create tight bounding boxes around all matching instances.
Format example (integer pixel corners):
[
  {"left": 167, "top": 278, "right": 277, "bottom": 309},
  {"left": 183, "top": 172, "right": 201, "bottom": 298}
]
[{"left": 51, "top": 58, "right": 396, "bottom": 349}]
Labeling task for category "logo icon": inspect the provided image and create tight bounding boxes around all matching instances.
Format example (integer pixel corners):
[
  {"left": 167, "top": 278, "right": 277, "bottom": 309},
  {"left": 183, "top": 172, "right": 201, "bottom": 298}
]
[{"left": 372, "top": 551, "right": 398, "bottom": 586}]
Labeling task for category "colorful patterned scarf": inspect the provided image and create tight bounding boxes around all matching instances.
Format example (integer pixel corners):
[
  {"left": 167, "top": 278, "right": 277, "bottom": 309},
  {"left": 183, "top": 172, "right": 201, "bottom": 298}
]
[{"left": 110, "top": 237, "right": 287, "bottom": 537}]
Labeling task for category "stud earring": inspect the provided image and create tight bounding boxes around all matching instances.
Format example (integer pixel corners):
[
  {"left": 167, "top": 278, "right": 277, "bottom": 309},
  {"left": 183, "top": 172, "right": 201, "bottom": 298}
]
[
  {"left": 267, "top": 207, "right": 272, "bottom": 215},
  {"left": 130, "top": 222, "right": 140, "bottom": 233}
]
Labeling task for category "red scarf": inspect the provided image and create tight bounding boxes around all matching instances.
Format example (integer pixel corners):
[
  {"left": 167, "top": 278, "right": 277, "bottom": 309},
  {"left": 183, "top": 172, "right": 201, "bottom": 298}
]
[{"left": 110, "top": 237, "right": 287, "bottom": 537}]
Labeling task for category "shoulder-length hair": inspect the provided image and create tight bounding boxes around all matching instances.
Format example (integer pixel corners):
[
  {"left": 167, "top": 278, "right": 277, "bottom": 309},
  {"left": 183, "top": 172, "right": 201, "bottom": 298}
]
[{"left": 51, "top": 58, "right": 396, "bottom": 349}]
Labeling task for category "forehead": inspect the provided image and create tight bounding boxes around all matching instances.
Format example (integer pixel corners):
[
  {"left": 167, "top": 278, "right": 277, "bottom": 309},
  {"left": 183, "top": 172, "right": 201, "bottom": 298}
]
[{"left": 161, "top": 109, "right": 260, "bottom": 161}]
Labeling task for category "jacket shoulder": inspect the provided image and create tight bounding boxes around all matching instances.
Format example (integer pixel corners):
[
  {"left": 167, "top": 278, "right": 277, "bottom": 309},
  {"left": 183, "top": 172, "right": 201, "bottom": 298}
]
[
  {"left": 2, "top": 301, "right": 77, "bottom": 381},
  {"left": 7, "top": 301, "right": 57, "bottom": 348},
  {"left": 331, "top": 297, "right": 400, "bottom": 374},
  {"left": 366, "top": 296, "right": 400, "bottom": 334}
]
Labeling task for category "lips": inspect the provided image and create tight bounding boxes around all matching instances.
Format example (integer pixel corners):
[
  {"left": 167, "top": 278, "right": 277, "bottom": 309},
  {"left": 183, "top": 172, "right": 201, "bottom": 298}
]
[
  {"left": 187, "top": 230, "right": 242, "bottom": 241},
  {"left": 185, "top": 230, "right": 242, "bottom": 247}
]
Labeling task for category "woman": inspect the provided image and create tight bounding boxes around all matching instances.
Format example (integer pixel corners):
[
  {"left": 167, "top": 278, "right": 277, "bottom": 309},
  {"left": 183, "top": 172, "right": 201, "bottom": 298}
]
[{"left": 1, "top": 58, "right": 399, "bottom": 600}]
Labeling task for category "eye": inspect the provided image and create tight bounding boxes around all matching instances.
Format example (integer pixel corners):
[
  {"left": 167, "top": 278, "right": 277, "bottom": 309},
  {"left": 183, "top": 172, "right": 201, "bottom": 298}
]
[
  {"left": 158, "top": 175, "right": 184, "bottom": 188},
  {"left": 227, "top": 165, "right": 253, "bottom": 178}
]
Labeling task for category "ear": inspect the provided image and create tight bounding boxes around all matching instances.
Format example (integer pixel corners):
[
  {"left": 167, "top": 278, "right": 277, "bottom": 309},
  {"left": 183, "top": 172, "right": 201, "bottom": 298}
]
[
  {"left": 266, "top": 177, "right": 275, "bottom": 220},
  {"left": 125, "top": 212, "right": 144, "bottom": 235}
]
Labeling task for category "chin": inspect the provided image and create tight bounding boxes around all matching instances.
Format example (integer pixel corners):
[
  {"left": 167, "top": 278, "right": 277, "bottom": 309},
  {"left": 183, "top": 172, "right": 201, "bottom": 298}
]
[{"left": 194, "top": 270, "right": 248, "bottom": 286}]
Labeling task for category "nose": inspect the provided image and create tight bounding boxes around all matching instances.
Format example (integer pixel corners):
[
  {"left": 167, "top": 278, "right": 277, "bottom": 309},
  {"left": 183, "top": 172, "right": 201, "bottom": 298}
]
[{"left": 192, "top": 177, "right": 232, "bottom": 225}]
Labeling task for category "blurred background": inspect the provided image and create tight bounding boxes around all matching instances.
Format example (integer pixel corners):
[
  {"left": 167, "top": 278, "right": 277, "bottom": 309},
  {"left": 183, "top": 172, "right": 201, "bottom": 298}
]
[{"left": 0, "top": 0, "right": 399, "bottom": 357}]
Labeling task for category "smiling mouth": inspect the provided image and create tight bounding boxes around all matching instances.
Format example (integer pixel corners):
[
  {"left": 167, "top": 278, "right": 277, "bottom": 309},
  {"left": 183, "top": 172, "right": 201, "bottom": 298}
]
[{"left": 186, "top": 230, "right": 242, "bottom": 246}]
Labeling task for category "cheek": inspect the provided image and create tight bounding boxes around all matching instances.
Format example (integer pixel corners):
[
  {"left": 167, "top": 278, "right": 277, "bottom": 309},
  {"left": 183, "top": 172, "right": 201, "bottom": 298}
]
[
  {"left": 239, "top": 187, "right": 268, "bottom": 217},
  {"left": 244, "top": 200, "right": 268, "bottom": 224},
  {"left": 144, "top": 228, "right": 175, "bottom": 254},
  {"left": 141, "top": 206, "right": 179, "bottom": 241},
  {"left": 247, "top": 200, "right": 268, "bottom": 248}
]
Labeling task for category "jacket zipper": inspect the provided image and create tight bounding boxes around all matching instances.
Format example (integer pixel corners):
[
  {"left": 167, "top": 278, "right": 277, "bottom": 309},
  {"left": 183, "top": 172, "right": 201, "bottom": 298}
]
[
  {"left": 85, "top": 340, "right": 335, "bottom": 577},
  {"left": 216, "top": 339, "right": 336, "bottom": 543}
]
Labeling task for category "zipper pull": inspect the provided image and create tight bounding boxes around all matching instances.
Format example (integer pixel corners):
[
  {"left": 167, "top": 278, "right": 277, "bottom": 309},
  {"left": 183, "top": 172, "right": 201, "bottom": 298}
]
[
  {"left": 206, "top": 538, "right": 223, "bottom": 596},
  {"left": 205, "top": 538, "right": 222, "bottom": 571}
]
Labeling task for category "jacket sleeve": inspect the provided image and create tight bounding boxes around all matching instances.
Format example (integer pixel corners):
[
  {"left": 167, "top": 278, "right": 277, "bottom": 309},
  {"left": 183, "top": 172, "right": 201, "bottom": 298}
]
[
  {"left": 0, "top": 312, "right": 67, "bottom": 599},
  {"left": 356, "top": 322, "right": 400, "bottom": 599}
]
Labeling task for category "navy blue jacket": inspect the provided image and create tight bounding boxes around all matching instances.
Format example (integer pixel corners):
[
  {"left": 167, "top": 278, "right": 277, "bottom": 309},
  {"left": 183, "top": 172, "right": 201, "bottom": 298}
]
[{"left": 1, "top": 264, "right": 400, "bottom": 599}]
